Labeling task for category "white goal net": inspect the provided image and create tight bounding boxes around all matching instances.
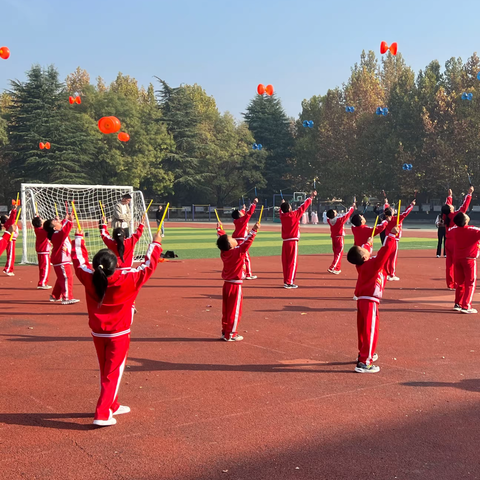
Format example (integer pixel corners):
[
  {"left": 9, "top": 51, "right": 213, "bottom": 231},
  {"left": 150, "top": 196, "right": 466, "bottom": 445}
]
[{"left": 20, "top": 184, "right": 153, "bottom": 264}]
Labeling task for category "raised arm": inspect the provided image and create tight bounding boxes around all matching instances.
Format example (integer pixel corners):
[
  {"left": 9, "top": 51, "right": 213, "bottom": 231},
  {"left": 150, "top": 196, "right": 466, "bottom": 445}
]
[
  {"left": 373, "top": 233, "right": 397, "bottom": 270},
  {"left": 71, "top": 233, "right": 94, "bottom": 285},
  {"left": 132, "top": 238, "right": 163, "bottom": 289},
  {"left": 130, "top": 223, "right": 145, "bottom": 244},
  {"left": 245, "top": 199, "right": 258, "bottom": 221},
  {"left": 238, "top": 225, "right": 258, "bottom": 253},
  {"left": 4, "top": 208, "right": 17, "bottom": 230},
  {"left": 374, "top": 220, "right": 388, "bottom": 236},
  {"left": 338, "top": 204, "right": 355, "bottom": 225},
  {"left": 0, "top": 229, "right": 13, "bottom": 255},
  {"left": 458, "top": 187, "right": 474, "bottom": 213},
  {"left": 216, "top": 223, "right": 226, "bottom": 237},
  {"left": 400, "top": 200, "right": 415, "bottom": 221},
  {"left": 295, "top": 195, "right": 314, "bottom": 219}
]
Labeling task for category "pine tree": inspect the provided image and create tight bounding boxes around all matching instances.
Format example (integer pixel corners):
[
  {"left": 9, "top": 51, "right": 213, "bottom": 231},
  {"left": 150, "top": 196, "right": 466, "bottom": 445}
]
[{"left": 6, "top": 65, "right": 96, "bottom": 186}]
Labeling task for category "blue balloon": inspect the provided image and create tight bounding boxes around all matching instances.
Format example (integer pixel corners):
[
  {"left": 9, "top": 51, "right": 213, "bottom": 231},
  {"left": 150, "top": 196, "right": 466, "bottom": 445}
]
[
  {"left": 303, "top": 120, "right": 308, "bottom": 127},
  {"left": 382, "top": 107, "right": 389, "bottom": 116},
  {"left": 461, "top": 92, "right": 472, "bottom": 101},
  {"left": 468, "top": 93, "right": 473, "bottom": 100},
  {"left": 350, "top": 106, "right": 355, "bottom": 112},
  {"left": 308, "top": 120, "right": 314, "bottom": 128},
  {"left": 402, "top": 164, "right": 408, "bottom": 170},
  {"left": 258, "top": 144, "right": 262, "bottom": 150},
  {"left": 376, "top": 107, "right": 382, "bottom": 115},
  {"left": 408, "top": 164, "right": 413, "bottom": 170},
  {"left": 252, "top": 143, "right": 258, "bottom": 150},
  {"left": 477, "top": 72, "right": 480, "bottom": 81}
]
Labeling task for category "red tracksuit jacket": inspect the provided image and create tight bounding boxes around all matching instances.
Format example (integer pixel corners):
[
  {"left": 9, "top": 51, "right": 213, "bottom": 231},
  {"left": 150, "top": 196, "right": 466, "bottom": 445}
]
[
  {"left": 450, "top": 225, "right": 480, "bottom": 261},
  {"left": 354, "top": 234, "right": 397, "bottom": 302},
  {"left": 100, "top": 223, "right": 145, "bottom": 269},
  {"left": 72, "top": 234, "right": 162, "bottom": 336},
  {"left": 4, "top": 209, "right": 18, "bottom": 242},
  {"left": 35, "top": 227, "right": 51, "bottom": 254},
  {"left": 444, "top": 194, "right": 472, "bottom": 237},
  {"left": 352, "top": 221, "right": 388, "bottom": 246},
  {"left": 50, "top": 220, "right": 73, "bottom": 266},
  {"left": 327, "top": 206, "right": 354, "bottom": 237},
  {"left": 233, "top": 204, "right": 256, "bottom": 239},
  {"left": 280, "top": 197, "right": 312, "bottom": 240},
  {"left": 0, "top": 231, "right": 12, "bottom": 256},
  {"left": 217, "top": 227, "right": 257, "bottom": 283},
  {"left": 384, "top": 203, "right": 414, "bottom": 238}
]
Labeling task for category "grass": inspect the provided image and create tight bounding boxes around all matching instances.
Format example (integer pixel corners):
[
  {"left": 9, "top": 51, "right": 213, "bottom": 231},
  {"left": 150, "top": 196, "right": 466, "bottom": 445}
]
[{"left": 4, "top": 226, "right": 437, "bottom": 264}]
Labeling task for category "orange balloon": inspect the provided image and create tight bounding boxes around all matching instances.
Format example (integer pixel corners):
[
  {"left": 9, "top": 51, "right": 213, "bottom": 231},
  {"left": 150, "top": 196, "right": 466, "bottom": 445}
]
[
  {"left": 76, "top": 96, "right": 81, "bottom": 104},
  {"left": 45, "top": 142, "right": 51, "bottom": 149},
  {"left": 257, "top": 84, "right": 265, "bottom": 95},
  {"left": 69, "top": 96, "right": 74, "bottom": 104},
  {"left": 69, "top": 96, "right": 81, "bottom": 104},
  {"left": 118, "top": 132, "right": 130, "bottom": 142},
  {"left": 98, "top": 116, "right": 121, "bottom": 134},
  {"left": 39, "top": 142, "right": 45, "bottom": 150},
  {"left": 0, "top": 47, "right": 10, "bottom": 60},
  {"left": 265, "top": 84, "right": 274, "bottom": 96}
]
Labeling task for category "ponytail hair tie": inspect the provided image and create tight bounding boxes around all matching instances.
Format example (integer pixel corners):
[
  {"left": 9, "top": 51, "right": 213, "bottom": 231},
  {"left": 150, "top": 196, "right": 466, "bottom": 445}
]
[{"left": 98, "top": 265, "right": 104, "bottom": 270}]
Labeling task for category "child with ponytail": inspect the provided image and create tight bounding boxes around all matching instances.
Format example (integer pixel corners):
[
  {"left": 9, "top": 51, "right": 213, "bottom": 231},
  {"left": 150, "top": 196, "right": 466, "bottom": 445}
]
[
  {"left": 71, "top": 228, "right": 163, "bottom": 427},
  {"left": 43, "top": 214, "right": 79, "bottom": 305},
  {"left": 99, "top": 216, "right": 144, "bottom": 269}
]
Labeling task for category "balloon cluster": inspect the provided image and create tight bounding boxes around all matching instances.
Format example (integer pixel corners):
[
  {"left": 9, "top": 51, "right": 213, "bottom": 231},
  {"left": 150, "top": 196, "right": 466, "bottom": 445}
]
[
  {"left": 303, "top": 120, "right": 314, "bottom": 128},
  {"left": 69, "top": 96, "right": 81, "bottom": 105},
  {"left": 257, "top": 84, "right": 274, "bottom": 96},
  {"left": 402, "top": 163, "right": 413, "bottom": 171},
  {"left": 380, "top": 41, "right": 397, "bottom": 55},
  {"left": 345, "top": 106, "right": 355, "bottom": 113},
  {"left": 0, "top": 46, "right": 10, "bottom": 60},
  {"left": 97, "top": 116, "right": 130, "bottom": 142},
  {"left": 461, "top": 92, "right": 473, "bottom": 101},
  {"left": 376, "top": 107, "right": 389, "bottom": 116},
  {"left": 39, "top": 142, "right": 51, "bottom": 150},
  {"left": 252, "top": 143, "right": 263, "bottom": 150}
]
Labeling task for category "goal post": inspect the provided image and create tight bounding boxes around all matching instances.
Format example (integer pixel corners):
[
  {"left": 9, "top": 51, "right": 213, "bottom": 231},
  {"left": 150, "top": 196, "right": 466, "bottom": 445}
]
[{"left": 20, "top": 184, "right": 153, "bottom": 264}]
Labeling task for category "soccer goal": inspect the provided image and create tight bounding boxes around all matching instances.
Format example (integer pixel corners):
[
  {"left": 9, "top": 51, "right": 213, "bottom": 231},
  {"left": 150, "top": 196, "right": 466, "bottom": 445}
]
[{"left": 20, "top": 184, "right": 153, "bottom": 264}]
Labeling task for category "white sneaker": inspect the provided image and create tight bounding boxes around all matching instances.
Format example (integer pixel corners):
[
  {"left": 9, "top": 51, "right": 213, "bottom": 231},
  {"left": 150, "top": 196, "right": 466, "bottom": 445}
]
[
  {"left": 245, "top": 275, "right": 257, "bottom": 280},
  {"left": 461, "top": 308, "right": 478, "bottom": 314},
  {"left": 355, "top": 362, "right": 380, "bottom": 373},
  {"left": 161, "top": 234, "right": 165, "bottom": 237},
  {"left": 37, "top": 285, "right": 52, "bottom": 290},
  {"left": 49, "top": 295, "right": 62, "bottom": 302},
  {"left": 389, "top": 275, "right": 400, "bottom": 281},
  {"left": 93, "top": 417, "right": 117, "bottom": 427},
  {"left": 436, "top": 255, "right": 440, "bottom": 258},
  {"left": 284, "top": 284, "right": 298, "bottom": 289},
  {"left": 224, "top": 334, "right": 244, "bottom": 342},
  {"left": 4, "top": 272, "right": 14, "bottom": 277},
  {"left": 327, "top": 268, "right": 335, "bottom": 274},
  {"left": 61, "top": 299, "right": 80, "bottom": 305},
  {"left": 113, "top": 405, "right": 131, "bottom": 415}
]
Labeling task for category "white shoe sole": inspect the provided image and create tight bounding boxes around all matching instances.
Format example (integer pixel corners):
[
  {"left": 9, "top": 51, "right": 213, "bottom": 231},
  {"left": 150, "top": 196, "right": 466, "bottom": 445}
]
[{"left": 93, "top": 418, "right": 117, "bottom": 427}]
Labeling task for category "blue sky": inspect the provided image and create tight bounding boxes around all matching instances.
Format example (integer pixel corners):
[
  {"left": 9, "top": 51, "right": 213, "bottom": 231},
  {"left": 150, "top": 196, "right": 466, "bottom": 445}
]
[{"left": 1, "top": 0, "right": 479, "bottom": 118}]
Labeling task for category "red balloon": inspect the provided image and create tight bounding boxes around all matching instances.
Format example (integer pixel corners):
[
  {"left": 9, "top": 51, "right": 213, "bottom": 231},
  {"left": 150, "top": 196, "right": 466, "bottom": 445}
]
[
  {"left": 118, "top": 132, "right": 130, "bottom": 142},
  {"left": 69, "top": 96, "right": 81, "bottom": 104},
  {"left": 69, "top": 96, "right": 74, "bottom": 104},
  {"left": 98, "top": 116, "right": 121, "bottom": 134},
  {"left": 0, "top": 47, "right": 10, "bottom": 60},
  {"left": 380, "top": 41, "right": 388, "bottom": 54},
  {"left": 257, "top": 84, "right": 265, "bottom": 95},
  {"left": 75, "top": 96, "right": 81, "bottom": 104},
  {"left": 39, "top": 142, "right": 45, "bottom": 150},
  {"left": 45, "top": 142, "right": 51, "bottom": 149},
  {"left": 380, "top": 41, "right": 397, "bottom": 55},
  {"left": 265, "top": 84, "right": 274, "bottom": 96}
]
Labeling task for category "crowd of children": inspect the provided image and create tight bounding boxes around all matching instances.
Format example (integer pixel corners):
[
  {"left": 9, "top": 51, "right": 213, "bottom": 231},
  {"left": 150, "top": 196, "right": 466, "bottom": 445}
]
[{"left": 0, "top": 186, "right": 479, "bottom": 425}]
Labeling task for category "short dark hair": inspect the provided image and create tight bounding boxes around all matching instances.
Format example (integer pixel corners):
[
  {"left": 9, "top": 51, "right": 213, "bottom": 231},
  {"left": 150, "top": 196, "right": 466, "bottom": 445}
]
[
  {"left": 351, "top": 214, "right": 362, "bottom": 227},
  {"left": 280, "top": 202, "right": 290, "bottom": 213},
  {"left": 347, "top": 246, "right": 365, "bottom": 265},
  {"left": 231, "top": 209, "right": 241, "bottom": 220},
  {"left": 0, "top": 215, "right": 7, "bottom": 225},
  {"left": 454, "top": 212, "right": 467, "bottom": 227},
  {"left": 122, "top": 194, "right": 132, "bottom": 200},
  {"left": 32, "top": 217, "right": 43, "bottom": 228},
  {"left": 384, "top": 208, "right": 393, "bottom": 217},
  {"left": 326, "top": 209, "right": 335, "bottom": 219},
  {"left": 216, "top": 234, "right": 231, "bottom": 251}
]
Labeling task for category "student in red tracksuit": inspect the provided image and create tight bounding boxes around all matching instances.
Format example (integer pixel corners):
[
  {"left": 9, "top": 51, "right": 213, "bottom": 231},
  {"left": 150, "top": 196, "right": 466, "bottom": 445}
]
[
  {"left": 99, "top": 217, "right": 144, "bottom": 269},
  {"left": 232, "top": 198, "right": 258, "bottom": 279},
  {"left": 326, "top": 201, "right": 356, "bottom": 274},
  {"left": 441, "top": 187, "right": 473, "bottom": 290},
  {"left": 347, "top": 227, "right": 398, "bottom": 373},
  {"left": 351, "top": 213, "right": 388, "bottom": 247},
  {"left": 72, "top": 229, "right": 162, "bottom": 426},
  {"left": 383, "top": 200, "right": 415, "bottom": 281},
  {"left": 43, "top": 214, "right": 79, "bottom": 305},
  {"left": 450, "top": 212, "right": 480, "bottom": 314},
  {"left": 3, "top": 207, "right": 17, "bottom": 276},
  {"left": 32, "top": 216, "right": 52, "bottom": 289},
  {"left": 280, "top": 191, "right": 316, "bottom": 288},
  {"left": 216, "top": 222, "right": 259, "bottom": 341}
]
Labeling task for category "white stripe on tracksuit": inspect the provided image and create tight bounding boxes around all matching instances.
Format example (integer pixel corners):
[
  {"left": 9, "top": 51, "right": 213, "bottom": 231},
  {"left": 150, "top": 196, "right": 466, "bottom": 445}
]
[
  {"left": 40, "top": 254, "right": 50, "bottom": 286},
  {"left": 288, "top": 241, "right": 298, "bottom": 285},
  {"left": 367, "top": 303, "right": 377, "bottom": 366},
  {"left": 5, "top": 243, "right": 14, "bottom": 272},
  {"left": 331, "top": 236, "right": 344, "bottom": 270},
  {"left": 466, "top": 259, "right": 477, "bottom": 309},
  {"left": 231, "top": 285, "right": 242, "bottom": 335},
  {"left": 60, "top": 265, "right": 69, "bottom": 299}
]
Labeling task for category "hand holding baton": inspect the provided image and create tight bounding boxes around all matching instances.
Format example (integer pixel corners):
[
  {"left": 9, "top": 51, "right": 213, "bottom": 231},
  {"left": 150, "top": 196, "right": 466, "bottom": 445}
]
[
  {"left": 71, "top": 201, "right": 82, "bottom": 232},
  {"left": 396, "top": 200, "right": 401, "bottom": 227},
  {"left": 9, "top": 208, "right": 21, "bottom": 242},
  {"left": 157, "top": 202, "right": 169, "bottom": 233}
]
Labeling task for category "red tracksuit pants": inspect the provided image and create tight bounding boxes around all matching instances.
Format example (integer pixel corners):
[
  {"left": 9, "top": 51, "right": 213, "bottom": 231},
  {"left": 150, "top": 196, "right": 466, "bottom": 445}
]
[
  {"left": 282, "top": 240, "right": 298, "bottom": 285},
  {"left": 454, "top": 258, "right": 477, "bottom": 310},
  {"left": 92, "top": 333, "right": 130, "bottom": 421},
  {"left": 357, "top": 299, "right": 380, "bottom": 366},
  {"left": 222, "top": 282, "right": 243, "bottom": 339},
  {"left": 37, "top": 253, "right": 51, "bottom": 287},
  {"left": 329, "top": 236, "right": 344, "bottom": 271},
  {"left": 385, "top": 239, "right": 399, "bottom": 277},
  {"left": 3, "top": 240, "right": 15, "bottom": 274},
  {"left": 52, "top": 264, "right": 74, "bottom": 300},
  {"left": 445, "top": 237, "right": 455, "bottom": 289}
]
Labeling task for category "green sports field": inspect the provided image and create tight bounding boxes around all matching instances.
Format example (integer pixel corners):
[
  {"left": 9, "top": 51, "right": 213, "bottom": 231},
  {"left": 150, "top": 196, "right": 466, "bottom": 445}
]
[{"left": 5, "top": 226, "right": 437, "bottom": 264}]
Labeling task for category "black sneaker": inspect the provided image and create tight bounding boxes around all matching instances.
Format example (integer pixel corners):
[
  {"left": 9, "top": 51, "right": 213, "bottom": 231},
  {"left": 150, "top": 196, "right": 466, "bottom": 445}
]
[{"left": 453, "top": 304, "right": 462, "bottom": 311}]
